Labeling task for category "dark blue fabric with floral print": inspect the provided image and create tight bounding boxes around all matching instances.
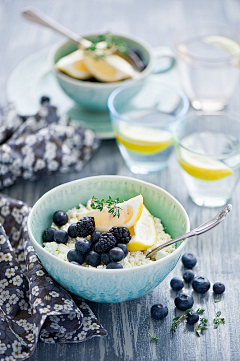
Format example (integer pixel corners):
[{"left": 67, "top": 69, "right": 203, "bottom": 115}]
[{"left": 0, "top": 194, "right": 107, "bottom": 361}]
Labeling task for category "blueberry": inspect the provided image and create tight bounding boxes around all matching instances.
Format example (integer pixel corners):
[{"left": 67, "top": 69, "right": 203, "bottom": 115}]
[
  {"left": 151, "top": 304, "right": 168, "bottom": 320},
  {"left": 53, "top": 230, "right": 68, "bottom": 244},
  {"left": 192, "top": 276, "right": 210, "bottom": 293},
  {"left": 68, "top": 224, "right": 78, "bottom": 238},
  {"left": 101, "top": 252, "right": 111, "bottom": 265},
  {"left": 75, "top": 239, "right": 92, "bottom": 254},
  {"left": 40, "top": 95, "right": 50, "bottom": 104},
  {"left": 174, "top": 293, "right": 194, "bottom": 311},
  {"left": 183, "top": 270, "right": 194, "bottom": 283},
  {"left": 53, "top": 210, "right": 68, "bottom": 226},
  {"left": 109, "top": 247, "right": 124, "bottom": 262},
  {"left": 170, "top": 277, "right": 184, "bottom": 291},
  {"left": 106, "top": 262, "right": 123, "bottom": 269},
  {"left": 85, "top": 251, "right": 101, "bottom": 267},
  {"left": 70, "top": 261, "right": 81, "bottom": 266},
  {"left": 186, "top": 311, "right": 199, "bottom": 325},
  {"left": 182, "top": 253, "right": 197, "bottom": 269},
  {"left": 67, "top": 249, "right": 84, "bottom": 264},
  {"left": 117, "top": 243, "right": 128, "bottom": 258},
  {"left": 91, "top": 231, "right": 102, "bottom": 245},
  {"left": 213, "top": 282, "right": 225, "bottom": 294},
  {"left": 42, "top": 227, "right": 56, "bottom": 242}
]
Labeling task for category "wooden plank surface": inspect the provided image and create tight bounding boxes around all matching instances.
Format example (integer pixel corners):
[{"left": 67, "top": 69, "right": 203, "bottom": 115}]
[{"left": 1, "top": 0, "right": 240, "bottom": 360}]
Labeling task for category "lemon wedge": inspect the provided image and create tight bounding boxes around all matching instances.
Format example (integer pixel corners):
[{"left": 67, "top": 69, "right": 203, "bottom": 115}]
[
  {"left": 77, "top": 195, "right": 143, "bottom": 232},
  {"left": 178, "top": 148, "right": 233, "bottom": 181},
  {"left": 203, "top": 35, "right": 240, "bottom": 65},
  {"left": 83, "top": 54, "right": 135, "bottom": 82},
  {"left": 116, "top": 121, "right": 173, "bottom": 155},
  {"left": 55, "top": 50, "right": 92, "bottom": 80},
  {"left": 127, "top": 205, "right": 157, "bottom": 251}
]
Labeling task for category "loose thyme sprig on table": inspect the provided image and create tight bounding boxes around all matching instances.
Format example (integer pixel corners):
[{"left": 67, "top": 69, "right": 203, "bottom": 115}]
[
  {"left": 90, "top": 196, "right": 122, "bottom": 218},
  {"left": 171, "top": 309, "right": 192, "bottom": 332},
  {"left": 195, "top": 317, "right": 208, "bottom": 337},
  {"left": 213, "top": 311, "right": 225, "bottom": 329},
  {"left": 148, "top": 332, "right": 160, "bottom": 342},
  {"left": 214, "top": 296, "right": 223, "bottom": 303}
]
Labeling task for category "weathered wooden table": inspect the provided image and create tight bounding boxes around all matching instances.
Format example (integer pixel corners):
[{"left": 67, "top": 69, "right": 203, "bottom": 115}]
[{"left": 1, "top": 1, "right": 240, "bottom": 360}]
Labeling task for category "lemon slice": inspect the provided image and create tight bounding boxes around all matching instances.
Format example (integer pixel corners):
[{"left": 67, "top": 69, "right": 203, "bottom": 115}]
[
  {"left": 116, "top": 121, "right": 173, "bottom": 155},
  {"left": 83, "top": 54, "right": 135, "bottom": 82},
  {"left": 77, "top": 195, "right": 143, "bottom": 232},
  {"left": 55, "top": 50, "right": 92, "bottom": 80},
  {"left": 127, "top": 205, "right": 157, "bottom": 251},
  {"left": 179, "top": 148, "right": 233, "bottom": 181},
  {"left": 203, "top": 35, "right": 240, "bottom": 65}
]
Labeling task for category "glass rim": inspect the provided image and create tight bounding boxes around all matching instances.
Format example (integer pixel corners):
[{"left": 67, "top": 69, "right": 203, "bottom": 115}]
[
  {"left": 174, "top": 23, "right": 240, "bottom": 63},
  {"left": 172, "top": 111, "right": 240, "bottom": 159},
  {"left": 107, "top": 80, "right": 190, "bottom": 125}
]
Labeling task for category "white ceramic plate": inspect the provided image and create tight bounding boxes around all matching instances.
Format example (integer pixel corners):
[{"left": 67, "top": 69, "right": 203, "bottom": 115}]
[{"left": 7, "top": 47, "right": 180, "bottom": 139}]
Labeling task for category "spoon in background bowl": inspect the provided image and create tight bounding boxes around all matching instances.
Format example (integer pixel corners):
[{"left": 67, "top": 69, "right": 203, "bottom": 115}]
[
  {"left": 146, "top": 204, "right": 232, "bottom": 259},
  {"left": 22, "top": 7, "right": 145, "bottom": 75}
]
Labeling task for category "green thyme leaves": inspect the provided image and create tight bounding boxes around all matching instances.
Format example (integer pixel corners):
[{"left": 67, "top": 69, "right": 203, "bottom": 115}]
[{"left": 90, "top": 196, "right": 122, "bottom": 218}]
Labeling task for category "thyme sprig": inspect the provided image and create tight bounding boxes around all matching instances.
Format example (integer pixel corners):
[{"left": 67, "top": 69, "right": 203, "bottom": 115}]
[
  {"left": 213, "top": 311, "right": 225, "bottom": 329},
  {"left": 90, "top": 196, "right": 122, "bottom": 218},
  {"left": 148, "top": 332, "right": 160, "bottom": 341},
  {"left": 214, "top": 296, "right": 223, "bottom": 303},
  {"left": 84, "top": 33, "right": 129, "bottom": 59},
  {"left": 195, "top": 317, "right": 208, "bottom": 337},
  {"left": 171, "top": 309, "right": 192, "bottom": 332}
]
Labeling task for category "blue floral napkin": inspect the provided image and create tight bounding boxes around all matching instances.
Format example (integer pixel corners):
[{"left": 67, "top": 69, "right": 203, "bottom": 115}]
[
  {"left": 0, "top": 97, "right": 100, "bottom": 189},
  {"left": 0, "top": 193, "right": 107, "bottom": 360}
]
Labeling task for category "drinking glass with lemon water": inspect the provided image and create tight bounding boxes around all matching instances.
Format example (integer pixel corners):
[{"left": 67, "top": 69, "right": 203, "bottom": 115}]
[
  {"left": 173, "top": 113, "right": 240, "bottom": 207},
  {"left": 108, "top": 81, "right": 189, "bottom": 174},
  {"left": 175, "top": 24, "right": 240, "bottom": 111}
]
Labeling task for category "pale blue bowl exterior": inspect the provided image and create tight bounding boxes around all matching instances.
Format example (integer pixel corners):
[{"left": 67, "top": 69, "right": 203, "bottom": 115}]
[{"left": 27, "top": 176, "right": 190, "bottom": 303}]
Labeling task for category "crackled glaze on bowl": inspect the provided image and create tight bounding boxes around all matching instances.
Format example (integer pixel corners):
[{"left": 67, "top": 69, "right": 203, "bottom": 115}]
[{"left": 27, "top": 176, "right": 190, "bottom": 303}]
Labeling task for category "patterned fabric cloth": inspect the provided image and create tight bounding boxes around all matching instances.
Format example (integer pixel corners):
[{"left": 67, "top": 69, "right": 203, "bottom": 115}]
[
  {"left": 0, "top": 98, "right": 100, "bottom": 189},
  {"left": 0, "top": 194, "right": 107, "bottom": 361}
]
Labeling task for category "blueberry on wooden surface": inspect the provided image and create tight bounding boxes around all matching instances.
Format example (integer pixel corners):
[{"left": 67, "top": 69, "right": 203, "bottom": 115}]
[
  {"left": 42, "top": 227, "right": 56, "bottom": 242},
  {"left": 186, "top": 311, "right": 199, "bottom": 325},
  {"left": 192, "top": 276, "right": 210, "bottom": 293},
  {"left": 183, "top": 270, "right": 194, "bottom": 283},
  {"left": 182, "top": 253, "right": 197, "bottom": 269},
  {"left": 53, "top": 230, "right": 68, "bottom": 244},
  {"left": 53, "top": 210, "right": 68, "bottom": 226},
  {"left": 170, "top": 277, "right": 184, "bottom": 291},
  {"left": 213, "top": 282, "right": 225, "bottom": 294},
  {"left": 174, "top": 293, "right": 194, "bottom": 311},
  {"left": 151, "top": 304, "right": 168, "bottom": 320}
]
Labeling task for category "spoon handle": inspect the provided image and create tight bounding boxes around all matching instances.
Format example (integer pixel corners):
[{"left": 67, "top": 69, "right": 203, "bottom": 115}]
[
  {"left": 22, "top": 7, "right": 91, "bottom": 47},
  {"left": 146, "top": 204, "right": 232, "bottom": 259}
]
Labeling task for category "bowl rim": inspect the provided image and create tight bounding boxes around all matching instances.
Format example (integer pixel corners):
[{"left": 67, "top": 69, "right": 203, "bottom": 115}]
[
  {"left": 48, "top": 31, "right": 155, "bottom": 88},
  {"left": 27, "top": 175, "right": 190, "bottom": 273}
]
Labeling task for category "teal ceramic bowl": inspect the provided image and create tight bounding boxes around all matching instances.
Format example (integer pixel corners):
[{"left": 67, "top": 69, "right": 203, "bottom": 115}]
[
  {"left": 49, "top": 33, "right": 154, "bottom": 110},
  {"left": 27, "top": 176, "right": 190, "bottom": 303}
]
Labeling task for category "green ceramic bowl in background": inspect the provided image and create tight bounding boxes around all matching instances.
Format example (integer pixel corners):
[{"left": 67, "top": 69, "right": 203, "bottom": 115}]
[{"left": 27, "top": 176, "right": 190, "bottom": 303}]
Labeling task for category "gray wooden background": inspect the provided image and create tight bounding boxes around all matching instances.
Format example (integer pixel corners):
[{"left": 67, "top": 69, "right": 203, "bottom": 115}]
[{"left": 1, "top": 0, "right": 240, "bottom": 360}]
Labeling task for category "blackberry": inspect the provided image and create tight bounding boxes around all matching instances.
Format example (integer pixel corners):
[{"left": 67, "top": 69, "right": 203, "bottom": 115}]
[
  {"left": 76, "top": 217, "right": 95, "bottom": 237},
  {"left": 109, "top": 227, "right": 131, "bottom": 244},
  {"left": 94, "top": 233, "right": 117, "bottom": 254}
]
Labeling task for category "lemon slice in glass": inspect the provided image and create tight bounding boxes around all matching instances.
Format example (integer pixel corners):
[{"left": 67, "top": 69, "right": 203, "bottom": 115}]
[
  {"left": 179, "top": 147, "right": 233, "bottom": 181},
  {"left": 116, "top": 121, "right": 173, "bottom": 155},
  {"left": 127, "top": 205, "right": 157, "bottom": 251},
  {"left": 77, "top": 195, "right": 143, "bottom": 232},
  {"left": 203, "top": 35, "right": 240, "bottom": 65}
]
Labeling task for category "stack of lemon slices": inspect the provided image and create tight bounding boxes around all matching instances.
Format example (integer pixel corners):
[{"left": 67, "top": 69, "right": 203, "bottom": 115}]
[{"left": 77, "top": 194, "right": 157, "bottom": 251}]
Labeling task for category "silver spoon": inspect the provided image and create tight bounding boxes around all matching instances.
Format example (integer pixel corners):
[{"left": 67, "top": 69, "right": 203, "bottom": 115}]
[
  {"left": 22, "top": 7, "right": 144, "bottom": 72},
  {"left": 146, "top": 204, "right": 232, "bottom": 259}
]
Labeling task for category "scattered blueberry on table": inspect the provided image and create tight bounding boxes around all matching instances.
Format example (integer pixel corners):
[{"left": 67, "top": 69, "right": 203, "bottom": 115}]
[
  {"left": 182, "top": 253, "right": 197, "bottom": 269},
  {"left": 213, "top": 282, "right": 225, "bottom": 294},
  {"left": 174, "top": 293, "right": 194, "bottom": 310},
  {"left": 183, "top": 269, "right": 194, "bottom": 283},
  {"left": 170, "top": 277, "right": 184, "bottom": 291},
  {"left": 186, "top": 311, "right": 199, "bottom": 325},
  {"left": 192, "top": 276, "right": 210, "bottom": 293},
  {"left": 151, "top": 304, "right": 168, "bottom": 320}
]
